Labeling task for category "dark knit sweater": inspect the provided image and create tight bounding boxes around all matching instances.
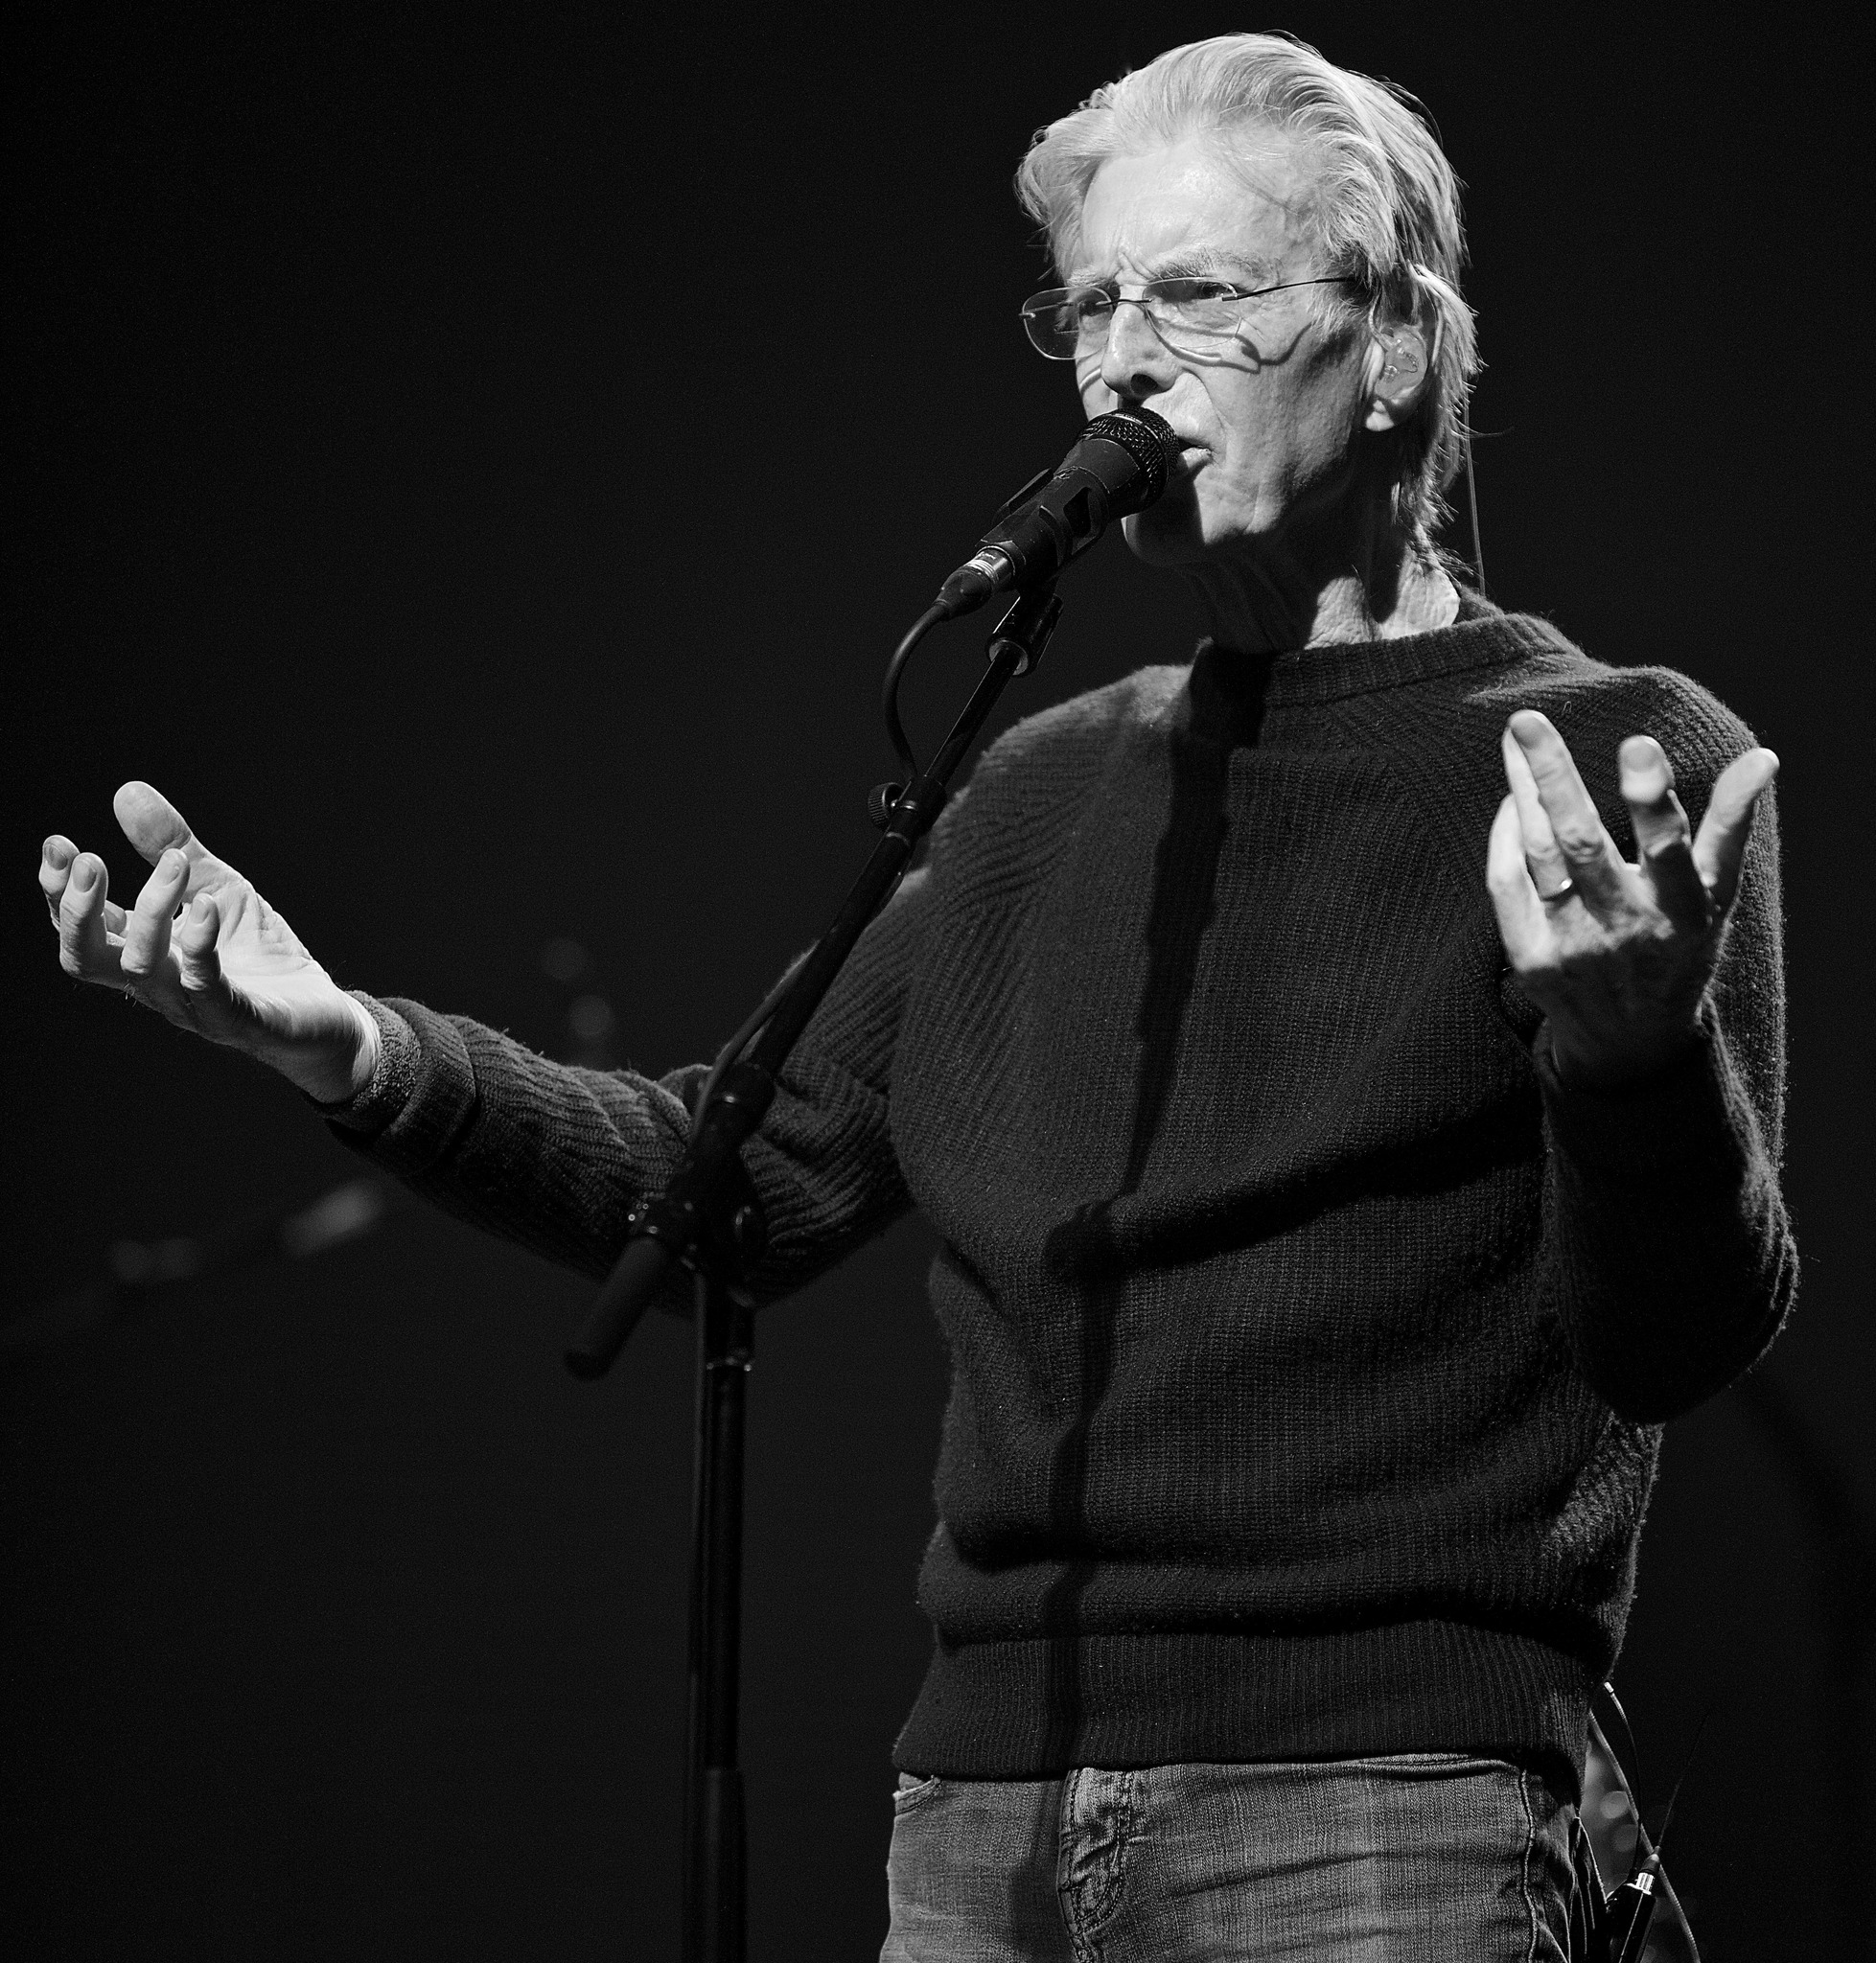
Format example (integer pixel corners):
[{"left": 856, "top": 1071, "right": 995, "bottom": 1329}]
[{"left": 330, "top": 596, "right": 1795, "bottom": 1796}]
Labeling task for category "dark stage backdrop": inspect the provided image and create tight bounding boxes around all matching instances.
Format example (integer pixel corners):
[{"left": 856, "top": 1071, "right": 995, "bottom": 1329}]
[{"left": 6, "top": 6, "right": 1869, "bottom": 1957}]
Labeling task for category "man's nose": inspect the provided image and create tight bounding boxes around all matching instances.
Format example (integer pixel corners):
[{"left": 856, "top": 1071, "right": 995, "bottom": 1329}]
[{"left": 1098, "top": 299, "right": 1178, "bottom": 402}]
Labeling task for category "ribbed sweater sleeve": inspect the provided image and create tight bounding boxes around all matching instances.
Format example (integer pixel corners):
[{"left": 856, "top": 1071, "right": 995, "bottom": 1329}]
[
  {"left": 1537, "top": 1015, "right": 1794, "bottom": 1422},
  {"left": 1533, "top": 791, "right": 1795, "bottom": 1422},
  {"left": 1325, "top": 629, "right": 1796, "bottom": 1425},
  {"left": 320, "top": 867, "right": 928, "bottom": 1297},
  {"left": 324, "top": 994, "right": 694, "bottom": 1283},
  {"left": 1496, "top": 667, "right": 1796, "bottom": 1423}
]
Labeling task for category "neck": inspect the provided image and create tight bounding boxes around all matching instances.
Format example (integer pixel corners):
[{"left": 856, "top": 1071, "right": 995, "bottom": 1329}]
[{"left": 1177, "top": 497, "right": 1459, "bottom": 658}]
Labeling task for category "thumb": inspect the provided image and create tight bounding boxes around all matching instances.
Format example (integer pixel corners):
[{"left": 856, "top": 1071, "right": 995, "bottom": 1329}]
[{"left": 113, "top": 780, "right": 202, "bottom": 867}]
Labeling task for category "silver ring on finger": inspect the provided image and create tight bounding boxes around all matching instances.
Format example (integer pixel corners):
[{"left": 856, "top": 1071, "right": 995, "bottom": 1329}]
[{"left": 1536, "top": 877, "right": 1577, "bottom": 906}]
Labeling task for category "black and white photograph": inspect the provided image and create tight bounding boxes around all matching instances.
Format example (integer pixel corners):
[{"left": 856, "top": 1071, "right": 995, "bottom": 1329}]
[{"left": 7, "top": 7, "right": 1867, "bottom": 1957}]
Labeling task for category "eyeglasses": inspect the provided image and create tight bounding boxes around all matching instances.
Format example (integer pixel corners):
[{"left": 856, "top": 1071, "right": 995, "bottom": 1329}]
[{"left": 1019, "top": 274, "right": 1352, "bottom": 360}]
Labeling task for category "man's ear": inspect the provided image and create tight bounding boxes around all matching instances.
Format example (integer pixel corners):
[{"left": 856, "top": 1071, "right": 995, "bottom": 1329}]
[{"left": 1363, "top": 323, "right": 1432, "bottom": 432}]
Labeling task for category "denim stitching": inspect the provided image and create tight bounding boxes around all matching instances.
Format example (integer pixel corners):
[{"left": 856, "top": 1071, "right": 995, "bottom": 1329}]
[
  {"left": 1089, "top": 1772, "right": 1133, "bottom": 1935},
  {"left": 1516, "top": 1768, "right": 1542, "bottom": 1963},
  {"left": 1059, "top": 1769, "right": 1133, "bottom": 1962},
  {"left": 1055, "top": 1768, "right": 1087, "bottom": 1959}
]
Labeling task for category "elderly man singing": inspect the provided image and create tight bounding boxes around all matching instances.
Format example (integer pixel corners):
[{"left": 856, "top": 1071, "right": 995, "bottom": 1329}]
[{"left": 40, "top": 33, "right": 1793, "bottom": 1961}]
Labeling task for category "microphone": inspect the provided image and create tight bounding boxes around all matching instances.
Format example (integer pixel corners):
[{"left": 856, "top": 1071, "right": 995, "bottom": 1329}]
[{"left": 935, "top": 405, "right": 1178, "bottom": 618}]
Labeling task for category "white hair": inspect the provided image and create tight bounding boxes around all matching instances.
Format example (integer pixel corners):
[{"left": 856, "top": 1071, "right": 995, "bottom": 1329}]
[{"left": 1015, "top": 33, "right": 1479, "bottom": 544}]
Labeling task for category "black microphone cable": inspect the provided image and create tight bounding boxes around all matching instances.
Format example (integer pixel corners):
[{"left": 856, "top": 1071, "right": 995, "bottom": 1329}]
[
  {"left": 880, "top": 405, "right": 1179, "bottom": 788},
  {"left": 1596, "top": 1699, "right": 1712, "bottom": 1963}
]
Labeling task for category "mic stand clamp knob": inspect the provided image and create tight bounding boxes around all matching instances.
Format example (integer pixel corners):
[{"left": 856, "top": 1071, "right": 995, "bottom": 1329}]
[{"left": 866, "top": 781, "right": 907, "bottom": 829}]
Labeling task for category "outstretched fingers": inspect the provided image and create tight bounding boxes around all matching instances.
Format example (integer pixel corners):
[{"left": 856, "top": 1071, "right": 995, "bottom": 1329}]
[
  {"left": 173, "top": 889, "right": 262, "bottom": 1045},
  {"left": 1505, "top": 710, "right": 1625, "bottom": 908},
  {"left": 40, "top": 835, "right": 75, "bottom": 920},
  {"left": 1694, "top": 747, "right": 1780, "bottom": 915},
  {"left": 174, "top": 889, "right": 235, "bottom": 1023},
  {"left": 1500, "top": 727, "right": 1563, "bottom": 889},
  {"left": 1618, "top": 736, "right": 1706, "bottom": 928},
  {"left": 117, "top": 847, "right": 193, "bottom": 1009},
  {"left": 113, "top": 780, "right": 201, "bottom": 867},
  {"left": 42, "top": 835, "right": 127, "bottom": 935},
  {"left": 1486, "top": 791, "right": 1542, "bottom": 960},
  {"left": 57, "top": 852, "right": 124, "bottom": 986},
  {"left": 175, "top": 891, "right": 220, "bottom": 985}
]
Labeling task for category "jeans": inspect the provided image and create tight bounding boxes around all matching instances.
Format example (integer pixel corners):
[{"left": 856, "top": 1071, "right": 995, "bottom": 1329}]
[{"left": 881, "top": 1755, "right": 1577, "bottom": 1962}]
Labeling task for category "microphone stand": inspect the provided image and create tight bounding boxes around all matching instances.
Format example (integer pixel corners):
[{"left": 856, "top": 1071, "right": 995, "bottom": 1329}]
[{"left": 565, "top": 580, "right": 1065, "bottom": 1963}]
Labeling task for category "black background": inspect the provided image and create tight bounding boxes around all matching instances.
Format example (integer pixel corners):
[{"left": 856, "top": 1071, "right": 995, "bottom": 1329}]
[{"left": 5, "top": 4, "right": 1869, "bottom": 1956}]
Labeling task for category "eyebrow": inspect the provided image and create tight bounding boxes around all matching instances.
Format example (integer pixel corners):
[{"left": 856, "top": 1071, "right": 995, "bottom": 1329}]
[{"left": 1068, "top": 245, "right": 1282, "bottom": 288}]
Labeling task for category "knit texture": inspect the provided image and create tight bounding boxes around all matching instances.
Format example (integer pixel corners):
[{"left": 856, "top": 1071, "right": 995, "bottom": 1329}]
[{"left": 330, "top": 596, "right": 1795, "bottom": 1796}]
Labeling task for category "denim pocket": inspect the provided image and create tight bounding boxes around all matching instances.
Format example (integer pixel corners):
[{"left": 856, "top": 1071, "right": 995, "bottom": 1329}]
[
  {"left": 1339, "top": 1751, "right": 1519, "bottom": 1778},
  {"left": 892, "top": 1771, "right": 942, "bottom": 1813}
]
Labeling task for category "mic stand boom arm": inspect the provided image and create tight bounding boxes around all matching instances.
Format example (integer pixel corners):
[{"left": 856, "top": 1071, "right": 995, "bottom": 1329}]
[{"left": 562, "top": 581, "right": 1063, "bottom": 1963}]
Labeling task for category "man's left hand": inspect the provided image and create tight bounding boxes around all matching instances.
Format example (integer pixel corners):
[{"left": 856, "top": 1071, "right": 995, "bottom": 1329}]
[{"left": 1487, "top": 710, "right": 1779, "bottom": 1092}]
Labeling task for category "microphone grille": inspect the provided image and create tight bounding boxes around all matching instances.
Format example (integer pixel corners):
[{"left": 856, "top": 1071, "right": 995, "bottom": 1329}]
[{"left": 1083, "top": 405, "right": 1177, "bottom": 507}]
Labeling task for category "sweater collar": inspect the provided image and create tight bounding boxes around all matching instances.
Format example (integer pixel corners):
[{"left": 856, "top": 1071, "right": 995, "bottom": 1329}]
[{"left": 1184, "top": 593, "right": 1577, "bottom": 742}]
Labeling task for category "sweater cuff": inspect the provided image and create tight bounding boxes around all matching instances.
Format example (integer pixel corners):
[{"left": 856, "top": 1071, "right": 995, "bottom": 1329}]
[
  {"left": 313, "top": 993, "right": 414, "bottom": 1130},
  {"left": 318, "top": 994, "right": 481, "bottom": 1178},
  {"left": 1535, "top": 1005, "right": 1757, "bottom": 1191}
]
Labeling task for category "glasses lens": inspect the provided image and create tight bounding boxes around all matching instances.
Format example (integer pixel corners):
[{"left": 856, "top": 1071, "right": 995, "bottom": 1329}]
[
  {"left": 1019, "top": 279, "right": 1268, "bottom": 358},
  {"left": 1144, "top": 279, "right": 1243, "bottom": 347},
  {"left": 1021, "top": 288, "right": 1111, "bottom": 359}
]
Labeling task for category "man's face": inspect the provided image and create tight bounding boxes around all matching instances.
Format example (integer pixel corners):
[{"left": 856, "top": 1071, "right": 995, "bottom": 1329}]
[{"left": 1073, "top": 133, "right": 1376, "bottom": 566}]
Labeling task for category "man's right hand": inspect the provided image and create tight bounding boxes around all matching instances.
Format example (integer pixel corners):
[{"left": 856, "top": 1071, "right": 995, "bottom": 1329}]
[{"left": 40, "top": 781, "right": 379, "bottom": 1105}]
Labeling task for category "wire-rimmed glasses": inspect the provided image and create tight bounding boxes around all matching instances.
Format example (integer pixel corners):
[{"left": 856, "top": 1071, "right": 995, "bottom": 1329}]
[{"left": 1019, "top": 274, "right": 1351, "bottom": 360}]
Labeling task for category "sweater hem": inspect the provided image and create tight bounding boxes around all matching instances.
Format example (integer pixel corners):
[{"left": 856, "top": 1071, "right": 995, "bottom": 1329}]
[{"left": 892, "top": 1625, "right": 1595, "bottom": 1801}]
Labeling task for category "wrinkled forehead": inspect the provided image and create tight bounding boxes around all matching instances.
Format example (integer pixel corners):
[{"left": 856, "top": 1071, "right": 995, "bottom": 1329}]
[{"left": 1067, "top": 128, "right": 1323, "bottom": 287}]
